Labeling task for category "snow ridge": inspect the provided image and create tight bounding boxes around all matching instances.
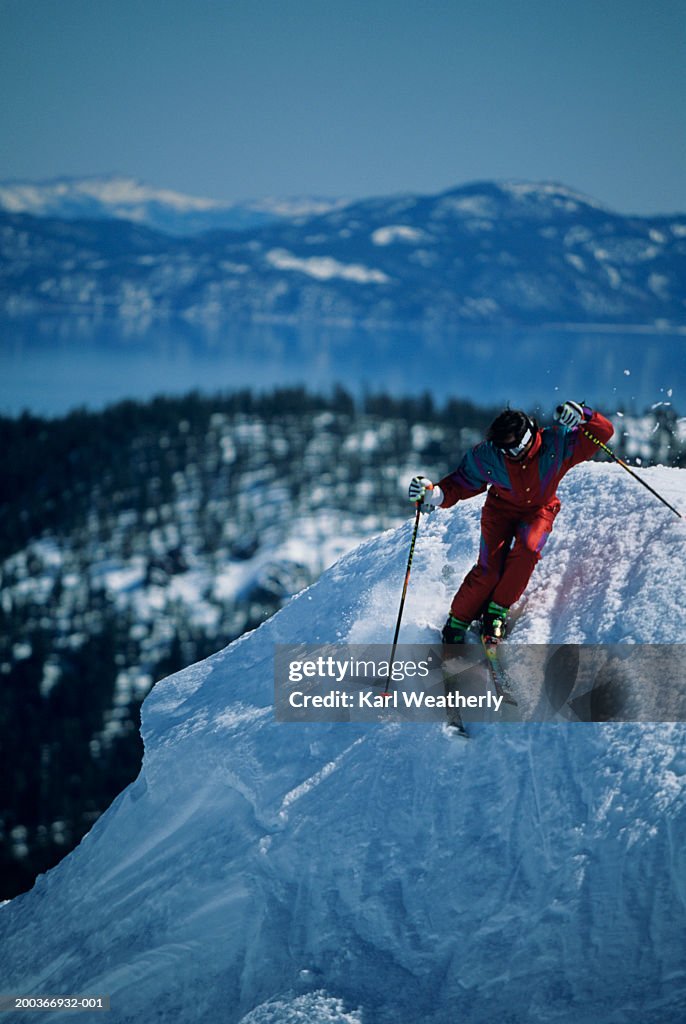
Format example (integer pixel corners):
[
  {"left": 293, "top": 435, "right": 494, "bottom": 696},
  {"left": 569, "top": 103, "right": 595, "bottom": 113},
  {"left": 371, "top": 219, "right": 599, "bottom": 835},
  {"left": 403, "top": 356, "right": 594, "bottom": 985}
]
[{"left": 1, "top": 465, "right": 686, "bottom": 1023}]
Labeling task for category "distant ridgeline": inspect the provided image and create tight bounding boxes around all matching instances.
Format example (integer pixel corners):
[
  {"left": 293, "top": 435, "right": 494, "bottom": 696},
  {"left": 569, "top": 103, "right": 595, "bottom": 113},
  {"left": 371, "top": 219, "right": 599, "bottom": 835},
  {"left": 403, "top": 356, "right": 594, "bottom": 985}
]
[
  {"left": 0, "top": 387, "right": 684, "bottom": 898},
  {"left": 1, "top": 181, "right": 685, "bottom": 329}
]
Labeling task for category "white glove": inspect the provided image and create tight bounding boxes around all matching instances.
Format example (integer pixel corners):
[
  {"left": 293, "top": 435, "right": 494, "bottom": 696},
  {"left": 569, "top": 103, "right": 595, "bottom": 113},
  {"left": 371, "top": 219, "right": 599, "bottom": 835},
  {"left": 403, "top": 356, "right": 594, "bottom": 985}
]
[
  {"left": 408, "top": 475, "right": 444, "bottom": 512},
  {"left": 555, "top": 400, "right": 585, "bottom": 428}
]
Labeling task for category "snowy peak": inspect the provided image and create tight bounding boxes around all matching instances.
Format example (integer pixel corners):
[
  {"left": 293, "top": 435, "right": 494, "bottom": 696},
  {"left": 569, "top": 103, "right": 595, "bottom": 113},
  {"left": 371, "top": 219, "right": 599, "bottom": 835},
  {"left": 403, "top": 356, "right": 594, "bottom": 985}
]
[
  {"left": 0, "top": 176, "right": 348, "bottom": 236},
  {"left": 0, "top": 176, "right": 227, "bottom": 214},
  {"left": 1, "top": 465, "right": 686, "bottom": 1023},
  {"left": 453, "top": 179, "right": 613, "bottom": 215}
]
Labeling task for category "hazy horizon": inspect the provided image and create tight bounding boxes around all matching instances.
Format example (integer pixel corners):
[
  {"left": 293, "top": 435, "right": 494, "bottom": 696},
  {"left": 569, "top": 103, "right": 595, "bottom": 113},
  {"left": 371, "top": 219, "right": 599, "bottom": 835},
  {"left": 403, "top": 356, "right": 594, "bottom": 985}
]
[{"left": 2, "top": 0, "right": 684, "bottom": 216}]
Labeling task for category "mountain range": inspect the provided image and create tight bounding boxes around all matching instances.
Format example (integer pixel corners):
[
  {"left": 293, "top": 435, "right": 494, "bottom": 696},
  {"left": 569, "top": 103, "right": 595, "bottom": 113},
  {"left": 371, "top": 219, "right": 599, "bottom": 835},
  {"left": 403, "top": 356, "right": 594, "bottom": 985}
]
[
  {"left": 1, "top": 178, "right": 684, "bottom": 330},
  {"left": 0, "top": 176, "right": 346, "bottom": 236}
]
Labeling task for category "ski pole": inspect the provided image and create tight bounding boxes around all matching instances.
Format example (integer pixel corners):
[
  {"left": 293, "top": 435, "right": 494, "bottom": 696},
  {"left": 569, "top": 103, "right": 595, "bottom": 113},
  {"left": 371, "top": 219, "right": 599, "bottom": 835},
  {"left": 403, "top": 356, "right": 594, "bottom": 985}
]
[
  {"left": 381, "top": 501, "right": 422, "bottom": 695},
  {"left": 581, "top": 426, "right": 683, "bottom": 519}
]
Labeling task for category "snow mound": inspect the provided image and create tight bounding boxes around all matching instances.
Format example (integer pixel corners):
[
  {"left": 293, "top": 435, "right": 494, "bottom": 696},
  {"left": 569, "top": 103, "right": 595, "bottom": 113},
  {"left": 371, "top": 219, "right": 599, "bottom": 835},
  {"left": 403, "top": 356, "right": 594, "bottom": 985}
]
[
  {"left": 1, "top": 465, "right": 686, "bottom": 1024},
  {"left": 238, "top": 991, "right": 362, "bottom": 1023}
]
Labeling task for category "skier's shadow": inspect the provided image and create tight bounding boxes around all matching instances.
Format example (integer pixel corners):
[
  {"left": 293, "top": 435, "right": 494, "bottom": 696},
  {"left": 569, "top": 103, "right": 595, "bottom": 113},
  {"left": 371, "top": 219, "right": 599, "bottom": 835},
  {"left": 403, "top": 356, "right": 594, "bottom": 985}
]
[
  {"left": 540, "top": 645, "right": 628, "bottom": 721},
  {"left": 543, "top": 645, "right": 580, "bottom": 713}
]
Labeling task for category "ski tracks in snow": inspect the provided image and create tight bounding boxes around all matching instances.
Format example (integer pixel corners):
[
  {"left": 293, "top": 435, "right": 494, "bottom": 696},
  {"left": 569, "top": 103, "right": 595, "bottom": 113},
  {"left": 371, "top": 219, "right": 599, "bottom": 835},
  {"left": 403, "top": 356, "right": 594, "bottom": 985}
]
[{"left": 277, "top": 737, "right": 366, "bottom": 822}]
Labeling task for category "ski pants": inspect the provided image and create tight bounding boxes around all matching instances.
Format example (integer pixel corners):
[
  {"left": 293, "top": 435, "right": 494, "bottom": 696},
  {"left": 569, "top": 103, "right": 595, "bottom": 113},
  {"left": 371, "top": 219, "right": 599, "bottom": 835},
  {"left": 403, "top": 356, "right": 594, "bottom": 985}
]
[{"left": 450, "top": 499, "right": 560, "bottom": 622}]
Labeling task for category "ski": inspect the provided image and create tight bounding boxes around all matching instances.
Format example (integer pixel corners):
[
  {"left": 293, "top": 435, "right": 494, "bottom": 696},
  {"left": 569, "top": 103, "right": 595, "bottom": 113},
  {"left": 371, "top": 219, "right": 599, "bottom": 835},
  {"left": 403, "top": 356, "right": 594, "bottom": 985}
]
[
  {"left": 480, "top": 637, "right": 518, "bottom": 707},
  {"left": 445, "top": 719, "right": 470, "bottom": 740},
  {"left": 441, "top": 644, "right": 470, "bottom": 738}
]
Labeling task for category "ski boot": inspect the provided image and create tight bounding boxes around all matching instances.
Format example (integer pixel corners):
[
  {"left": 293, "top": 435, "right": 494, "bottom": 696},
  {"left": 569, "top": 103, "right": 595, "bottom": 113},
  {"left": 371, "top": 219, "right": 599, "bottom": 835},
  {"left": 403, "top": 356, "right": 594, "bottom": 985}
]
[
  {"left": 481, "top": 601, "right": 509, "bottom": 644},
  {"left": 442, "top": 615, "right": 470, "bottom": 645}
]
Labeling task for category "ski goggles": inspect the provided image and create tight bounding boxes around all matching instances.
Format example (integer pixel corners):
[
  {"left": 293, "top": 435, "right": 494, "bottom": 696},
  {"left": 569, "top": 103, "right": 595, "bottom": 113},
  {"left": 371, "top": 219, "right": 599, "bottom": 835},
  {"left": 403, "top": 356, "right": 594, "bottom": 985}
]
[{"left": 501, "top": 423, "right": 534, "bottom": 458}]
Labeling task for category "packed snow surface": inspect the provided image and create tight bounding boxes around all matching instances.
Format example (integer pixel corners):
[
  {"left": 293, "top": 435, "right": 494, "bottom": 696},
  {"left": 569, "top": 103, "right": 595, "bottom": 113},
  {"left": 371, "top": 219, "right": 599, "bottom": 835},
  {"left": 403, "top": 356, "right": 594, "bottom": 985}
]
[{"left": 1, "top": 465, "right": 686, "bottom": 1023}]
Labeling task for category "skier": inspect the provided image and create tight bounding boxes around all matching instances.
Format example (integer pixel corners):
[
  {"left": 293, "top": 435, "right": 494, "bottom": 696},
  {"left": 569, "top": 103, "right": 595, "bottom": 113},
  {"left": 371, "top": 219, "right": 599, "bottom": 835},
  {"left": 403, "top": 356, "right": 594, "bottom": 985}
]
[{"left": 408, "top": 400, "right": 614, "bottom": 644}]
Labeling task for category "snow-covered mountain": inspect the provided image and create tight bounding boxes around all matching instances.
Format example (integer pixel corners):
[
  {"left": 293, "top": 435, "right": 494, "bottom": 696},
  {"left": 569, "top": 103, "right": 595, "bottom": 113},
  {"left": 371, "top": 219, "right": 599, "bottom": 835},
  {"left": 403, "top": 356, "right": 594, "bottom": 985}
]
[
  {"left": 0, "top": 176, "right": 348, "bottom": 236},
  {"left": 1, "top": 180, "right": 684, "bottom": 329},
  {"left": 1, "top": 464, "right": 686, "bottom": 1023}
]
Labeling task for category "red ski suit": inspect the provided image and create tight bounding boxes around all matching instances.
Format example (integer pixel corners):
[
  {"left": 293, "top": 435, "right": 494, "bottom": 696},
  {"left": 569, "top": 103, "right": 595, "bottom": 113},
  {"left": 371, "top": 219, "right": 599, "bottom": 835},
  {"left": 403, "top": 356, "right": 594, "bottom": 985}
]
[{"left": 437, "top": 408, "right": 614, "bottom": 622}]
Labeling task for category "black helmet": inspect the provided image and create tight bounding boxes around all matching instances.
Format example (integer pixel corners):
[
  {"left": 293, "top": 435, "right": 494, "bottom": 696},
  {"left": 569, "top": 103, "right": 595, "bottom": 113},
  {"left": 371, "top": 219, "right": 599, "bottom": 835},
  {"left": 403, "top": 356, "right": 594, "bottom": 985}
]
[{"left": 487, "top": 409, "right": 537, "bottom": 456}]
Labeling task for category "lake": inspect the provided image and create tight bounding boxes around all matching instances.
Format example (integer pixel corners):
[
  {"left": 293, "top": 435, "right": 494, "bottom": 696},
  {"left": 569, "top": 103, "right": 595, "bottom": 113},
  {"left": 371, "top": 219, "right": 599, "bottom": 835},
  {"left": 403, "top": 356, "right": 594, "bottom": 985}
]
[{"left": 0, "top": 318, "right": 684, "bottom": 418}]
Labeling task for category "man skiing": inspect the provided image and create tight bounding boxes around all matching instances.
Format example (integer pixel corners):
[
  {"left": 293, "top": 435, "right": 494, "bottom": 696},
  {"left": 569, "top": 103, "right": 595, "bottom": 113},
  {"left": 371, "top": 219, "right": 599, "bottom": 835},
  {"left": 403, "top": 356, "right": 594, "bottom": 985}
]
[{"left": 408, "top": 400, "right": 614, "bottom": 645}]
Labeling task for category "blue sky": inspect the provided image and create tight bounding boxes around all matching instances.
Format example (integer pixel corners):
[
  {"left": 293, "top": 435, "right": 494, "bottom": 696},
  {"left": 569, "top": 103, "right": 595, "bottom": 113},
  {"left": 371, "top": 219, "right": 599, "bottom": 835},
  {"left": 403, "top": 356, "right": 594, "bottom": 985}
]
[{"left": 1, "top": 0, "right": 684, "bottom": 213}]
